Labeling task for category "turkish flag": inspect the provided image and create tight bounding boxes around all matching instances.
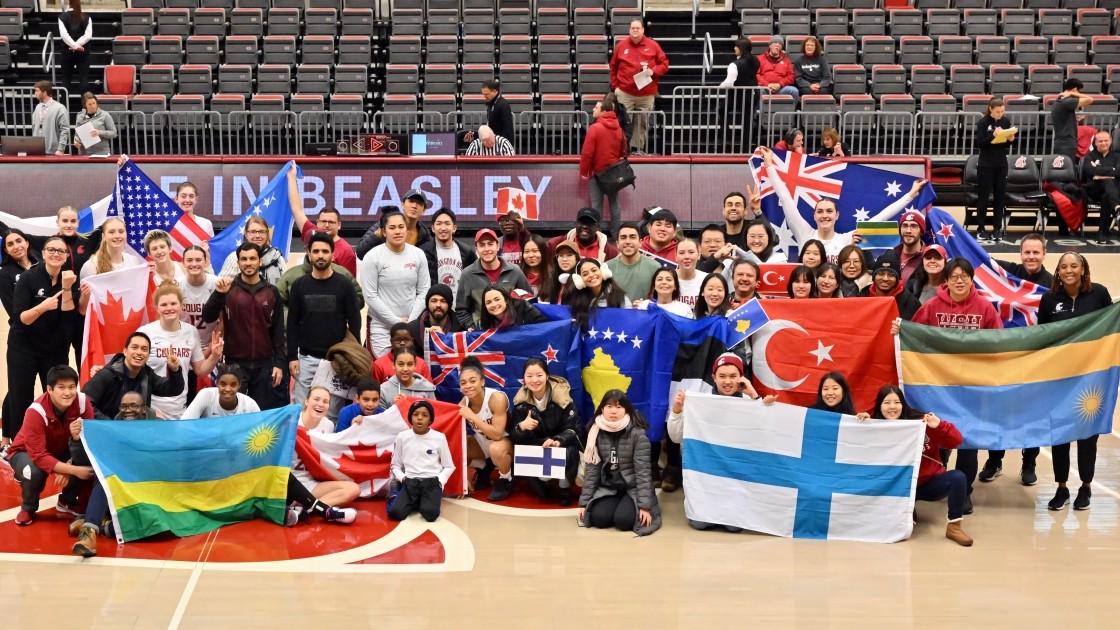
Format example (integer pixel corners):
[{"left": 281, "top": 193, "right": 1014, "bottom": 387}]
[
  {"left": 496, "top": 187, "right": 539, "bottom": 220},
  {"left": 757, "top": 263, "right": 798, "bottom": 297},
  {"left": 293, "top": 398, "right": 468, "bottom": 497},
  {"left": 750, "top": 297, "right": 899, "bottom": 412}
]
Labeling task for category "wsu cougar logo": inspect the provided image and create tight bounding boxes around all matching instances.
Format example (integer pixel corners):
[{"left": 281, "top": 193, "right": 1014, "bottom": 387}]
[{"left": 1015, "top": 156, "right": 1028, "bottom": 169}]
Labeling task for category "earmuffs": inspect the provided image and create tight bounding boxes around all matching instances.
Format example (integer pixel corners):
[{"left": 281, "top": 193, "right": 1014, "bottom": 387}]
[{"left": 571, "top": 258, "right": 612, "bottom": 290}]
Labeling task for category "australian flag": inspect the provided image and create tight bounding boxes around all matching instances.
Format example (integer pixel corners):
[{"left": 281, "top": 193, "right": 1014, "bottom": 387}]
[
  {"left": 426, "top": 319, "right": 579, "bottom": 407},
  {"left": 206, "top": 161, "right": 299, "bottom": 275},
  {"left": 749, "top": 150, "right": 938, "bottom": 256},
  {"left": 926, "top": 207, "right": 1047, "bottom": 327},
  {"left": 107, "top": 159, "right": 209, "bottom": 259}
]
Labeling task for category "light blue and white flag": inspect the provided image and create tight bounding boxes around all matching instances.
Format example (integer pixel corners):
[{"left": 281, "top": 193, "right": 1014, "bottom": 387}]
[
  {"left": 0, "top": 193, "right": 111, "bottom": 237},
  {"left": 513, "top": 445, "right": 567, "bottom": 480},
  {"left": 78, "top": 195, "right": 114, "bottom": 233},
  {"left": 681, "top": 393, "right": 923, "bottom": 543},
  {"left": 206, "top": 161, "right": 298, "bottom": 275}
]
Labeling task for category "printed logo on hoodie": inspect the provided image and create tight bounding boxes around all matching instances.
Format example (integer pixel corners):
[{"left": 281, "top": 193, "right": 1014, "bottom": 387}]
[{"left": 935, "top": 313, "right": 983, "bottom": 329}]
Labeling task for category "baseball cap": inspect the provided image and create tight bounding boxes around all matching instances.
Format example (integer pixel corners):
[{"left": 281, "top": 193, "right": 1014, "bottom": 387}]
[
  {"left": 474, "top": 228, "right": 499, "bottom": 243},
  {"left": 922, "top": 244, "right": 947, "bottom": 259},
  {"left": 575, "top": 207, "right": 601, "bottom": 224},
  {"left": 404, "top": 189, "right": 427, "bottom": 204}
]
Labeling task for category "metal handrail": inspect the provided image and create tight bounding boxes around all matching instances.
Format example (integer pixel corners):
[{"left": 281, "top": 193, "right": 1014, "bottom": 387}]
[
  {"left": 701, "top": 32, "right": 714, "bottom": 85},
  {"left": 41, "top": 37, "right": 55, "bottom": 85}
]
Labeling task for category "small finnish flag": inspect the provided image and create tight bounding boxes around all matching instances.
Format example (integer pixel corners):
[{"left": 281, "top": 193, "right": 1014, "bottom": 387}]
[{"left": 513, "top": 445, "right": 567, "bottom": 480}]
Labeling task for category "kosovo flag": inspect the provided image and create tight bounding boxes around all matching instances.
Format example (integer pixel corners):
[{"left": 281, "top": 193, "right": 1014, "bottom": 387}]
[
  {"left": 206, "top": 161, "right": 299, "bottom": 275},
  {"left": 81, "top": 405, "right": 300, "bottom": 543},
  {"left": 900, "top": 304, "right": 1120, "bottom": 450},
  {"left": 427, "top": 319, "right": 579, "bottom": 406}
]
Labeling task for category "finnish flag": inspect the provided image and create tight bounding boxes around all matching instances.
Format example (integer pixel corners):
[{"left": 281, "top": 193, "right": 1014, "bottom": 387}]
[
  {"left": 681, "top": 394, "right": 924, "bottom": 543},
  {"left": 513, "top": 445, "right": 567, "bottom": 480}
]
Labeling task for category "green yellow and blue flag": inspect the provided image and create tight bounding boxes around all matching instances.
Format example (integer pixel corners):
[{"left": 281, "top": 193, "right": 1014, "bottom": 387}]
[
  {"left": 82, "top": 405, "right": 300, "bottom": 543},
  {"left": 899, "top": 304, "right": 1120, "bottom": 450},
  {"left": 856, "top": 221, "right": 899, "bottom": 250}
]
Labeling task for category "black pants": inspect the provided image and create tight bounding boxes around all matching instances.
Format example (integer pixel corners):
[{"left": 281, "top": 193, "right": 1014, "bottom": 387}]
[
  {"left": 955, "top": 449, "right": 978, "bottom": 492},
  {"left": 10, "top": 450, "right": 87, "bottom": 512},
  {"left": 5, "top": 343, "right": 68, "bottom": 440},
  {"left": 1085, "top": 179, "right": 1120, "bottom": 235},
  {"left": 388, "top": 477, "right": 443, "bottom": 522},
  {"left": 236, "top": 360, "right": 290, "bottom": 410},
  {"left": 1052, "top": 435, "right": 1098, "bottom": 484},
  {"left": 60, "top": 48, "right": 91, "bottom": 98},
  {"left": 986, "top": 448, "right": 1040, "bottom": 468},
  {"left": 649, "top": 438, "right": 681, "bottom": 472},
  {"left": 588, "top": 493, "right": 636, "bottom": 531},
  {"left": 975, "top": 162, "right": 1009, "bottom": 233}
]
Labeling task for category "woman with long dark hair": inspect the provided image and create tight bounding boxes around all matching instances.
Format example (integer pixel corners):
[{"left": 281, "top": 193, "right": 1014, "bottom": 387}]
[
  {"left": 787, "top": 264, "right": 819, "bottom": 299},
  {"left": 565, "top": 257, "right": 630, "bottom": 330},
  {"left": 693, "top": 272, "right": 731, "bottom": 318},
  {"left": 0, "top": 229, "right": 39, "bottom": 451},
  {"left": 904, "top": 244, "right": 948, "bottom": 305},
  {"left": 813, "top": 262, "right": 843, "bottom": 299},
  {"left": 798, "top": 239, "right": 826, "bottom": 271},
  {"left": 634, "top": 267, "right": 693, "bottom": 317},
  {"left": 518, "top": 234, "right": 552, "bottom": 297},
  {"left": 478, "top": 284, "right": 548, "bottom": 331},
  {"left": 59, "top": 0, "right": 92, "bottom": 97},
  {"left": 745, "top": 218, "right": 786, "bottom": 263},
  {"left": 538, "top": 239, "right": 579, "bottom": 304},
  {"left": 509, "top": 358, "right": 583, "bottom": 505},
  {"left": 811, "top": 372, "right": 869, "bottom": 418}
]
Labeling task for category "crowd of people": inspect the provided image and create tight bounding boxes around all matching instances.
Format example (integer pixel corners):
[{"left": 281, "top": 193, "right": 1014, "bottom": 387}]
[{"left": 0, "top": 151, "right": 1114, "bottom": 555}]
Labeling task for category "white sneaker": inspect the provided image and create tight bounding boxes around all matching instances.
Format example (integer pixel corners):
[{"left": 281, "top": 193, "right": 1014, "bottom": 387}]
[{"left": 324, "top": 506, "right": 357, "bottom": 524}]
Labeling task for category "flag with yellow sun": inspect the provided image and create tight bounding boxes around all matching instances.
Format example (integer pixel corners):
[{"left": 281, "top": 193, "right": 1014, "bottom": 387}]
[
  {"left": 898, "top": 303, "right": 1120, "bottom": 450},
  {"left": 82, "top": 405, "right": 301, "bottom": 543}
]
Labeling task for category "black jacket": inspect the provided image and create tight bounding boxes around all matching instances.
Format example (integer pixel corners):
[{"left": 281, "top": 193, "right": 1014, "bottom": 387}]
[
  {"left": 418, "top": 238, "right": 478, "bottom": 288},
  {"left": 83, "top": 353, "right": 185, "bottom": 419},
  {"left": 975, "top": 114, "right": 1014, "bottom": 168},
  {"left": 509, "top": 376, "right": 582, "bottom": 448},
  {"left": 1038, "top": 283, "right": 1113, "bottom": 324},
  {"left": 406, "top": 310, "right": 464, "bottom": 353},
  {"left": 732, "top": 54, "right": 760, "bottom": 88},
  {"left": 996, "top": 260, "right": 1053, "bottom": 287},
  {"left": 1080, "top": 148, "right": 1120, "bottom": 187},
  {"left": 487, "top": 94, "right": 516, "bottom": 145}
]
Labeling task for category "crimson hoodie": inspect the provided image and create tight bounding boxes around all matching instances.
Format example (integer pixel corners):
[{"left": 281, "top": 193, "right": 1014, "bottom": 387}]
[
  {"left": 8, "top": 390, "right": 93, "bottom": 474},
  {"left": 639, "top": 236, "right": 678, "bottom": 263},
  {"left": 609, "top": 36, "right": 670, "bottom": 97},
  {"left": 580, "top": 111, "right": 627, "bottom": 178},
  {"left": 911, "top": 285, "right": 1003, "bottom": 330},
  {"left": 917, "top": 420, "right": 963, "bottom": 486},
  {"left": 756, "top": 52, "right": 796, "bottom": 88}
]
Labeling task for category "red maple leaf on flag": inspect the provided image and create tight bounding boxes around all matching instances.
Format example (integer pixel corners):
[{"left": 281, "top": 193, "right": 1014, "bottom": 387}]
[
  {"left": 511, "top": 193, "right": 524, "bottom": 211},
  {"left": 95, "top": 291, "right": 147, "bottom": 360}
]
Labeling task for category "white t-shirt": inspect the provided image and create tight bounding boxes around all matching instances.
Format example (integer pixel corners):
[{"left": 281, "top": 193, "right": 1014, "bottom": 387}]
[
  {"left": 188, "top": 214, "right": 215, "bottom": 238},
  {"left": 434, "top": 242, "right": 463, "bottom": 303},
  {"left": 180, "top": 388, "right": 261, "bottom": 419},
  {"left": 180, "top": 273, "right": 218, "bottom": 350},
  {"left": 152, "top": 263, "right": 187, "bottom": 287},
  {"left": 637, "top": 299, "right": 693, "bottom": 318},
  {"left": 138, "top": 320, "right": 205, "bottom": 419},
  {"left": 677, "top": 273, "right": 704, "bottom": 308},
  {"left": 79, "top": 251, "right": 145, "bottom": 281}
]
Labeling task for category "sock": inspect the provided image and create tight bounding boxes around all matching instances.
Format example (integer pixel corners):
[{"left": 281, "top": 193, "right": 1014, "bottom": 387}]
[
  {"left": 538, "top": 476, "right": 550, "bottom": 482},
  {"left": 558, "top": 478, "right": 570, "bottom": 489},
  {"left": 948, "top": 517, "right": 962, "bottom": 523},
  {"left": 499, "top": 470, "right": 512, "bottom": 481},
  {"left": 309, "top": 500, "right": 328, "bottom": 516}
]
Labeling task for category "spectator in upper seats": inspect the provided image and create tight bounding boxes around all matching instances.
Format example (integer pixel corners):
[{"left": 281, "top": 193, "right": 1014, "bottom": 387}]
[
  {"left": 31, "top": 81, "right": 69, "bottom": 157},
  {"left": 719, "top": 38, "right": 760, "bottom": 152},
  {"left": 582, "top": 95, "right": 628, "bottom": 238},
  {"left": 547, "top": 208, "right": 619, "bottom": 262},
  {"left": 287, "top": 167, "right": 358, "bottom": 276},
  {"left": 745, "top": 218, "right": 787, "bottom": 263},
  {"left": 1051, "top": 78, "right": 1095, "bottom": 162},
  {"left": 894, "top": 210, "right": 926, "bottom": 288},
  {"left": 787, "top": 264, "right": 819, "bottom": 299},
  {"left": 756, "top": 36, "right": 800, "bottom": 100},
  {"left": 356, "top": 196, "right": 433, "bottom": 258},
  {"left": 862, "top": 252, "right": 921, "bottom": 321},
  {"left": 420, "top": 208, "right": 476, "bottom": 303},
  {"left": 496, "top": 209, "right": 531, "bottom": 266},
  {"left": 639, "top": 207, "right": 680, "bottom": 265},
  {"left": 456, "top": 229, "right": 532, "bottom": 329},
  {"left": 216, "top": 216, "right": 285, "bottom": 286},
  {"left": 905, "top": 244, "right": 947, "bottom": 305},
  {"left": 466, "top": 124, "right": 516, "bottom": 156},
  {"left": 481, "top": 79, "right": 515, "bottom": 146},
  {"left": 478, "top": 284, "right": 549, "bottom": 331},
  {"left": 773, "top": 128, "right": 804, "bottom": 154},
  {"left": 994, "top": 232, "right": 1052, "bottom": 286},
  {"left": 567, "top": 258, "right": 631, "bottom": 330},
  {"left": 73, "top": 93, "right": 116, "bottom": 156},
  {"left": 1080, "top": 130, "right": 1120, "bottom": 245},
  {"left": 519, "top": 234, "right": 553, "bottom": 297},
  {"left": 793, "top": 36, "right": 832, "bottom": 96},
  {"left": 798, "top": 239, "right": 826, "bottom": 271},
  {"left": 813, "top": 262, "right": 843, "bottom": 299},
  {"left": 974, "top": 97, "right": 1016, "bottom": 243},
  {"left": 837, "top": 244, "right": 871, "bottom": 297},
  {"left": 58, "top": 1, "right": 92, "bottom": 98},
  {"left": 1076, "top": 113, "right": 1097, "bottom": 160},
  {"left": 406, "top": 285, "right": 462, "bottom": 356},
  {"left": 817, "top": 127, "right": 848, "bottom": 158},
  {"left": 610, "top": 18, "right": 669, "bottom": 155},
  {"left": 360, "top": 210, "right": 430, "bottom": 357},
  {"left": 606, "top": 223, "right": 659, "bottom": 302}
]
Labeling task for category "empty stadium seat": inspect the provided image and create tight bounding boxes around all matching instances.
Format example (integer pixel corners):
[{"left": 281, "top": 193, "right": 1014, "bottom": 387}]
[
  {"left": 740, "top": 9, "right": 774, "bottom": 37},
  {"left": 760, "top": 94, "right": 797, "bottom": 136},
  {"left": 140, "top": 64, "right": 176, "bottom": 96},
  {"left": 112, "top": 35, "right": 147, "bottom": 67},
  {"left": 871, "top": 64, "right": 907, "bottom": 97},
  {"left": 575, "top": 8, "right": 606, "bottom": 37},
  {"left": 1053, "top": 36, "right": 1089, "bottom": 65},
  {"left": 424, "top": 64, "right": 457, "bottom": 91},
  {"left": 976, "top": 36, "right": 1012, "bottom": 67},
  {"left": 499, "top": 8, "right": 531, "bottom": 37},
  {"left": 210, "top": 93, "right": 247, "bottom": 121},
  {"left": 462, "top": 64, "right": 494, "bottom": 92},
  {"left": 296, "top": 64, "right": 332, "bottom": 97},
  {"left": 225, "top": 35, "right": 259, "bottom": 66},
  {"left": 104, "top": 64, "right": 136, "bottom": 96},
  {"left": 97, "top": 95, "right": 129, "bottom": 113},
  {"left": 963, "top": 9, "right": 998, "bottom": 37},
  {"left": 577, "top": 64, "right": 610, "bottom": 97},
  {"left": 383, "top": 94, "right": 418, "bottom": 113},
  {"left": 888, "top": 9, "right": 923, "bottom": 37},
  {"left": 1014, "top": 36, "right": 1051, "bottom": 65},
  {"left": 610, "top": 7, "right": 641, "bottom": 38},
  {"left": 251, "top": 93, "right": 287, "bottom": 113},
  {"left": 193, "top": 8, "right": 226, "bottom": 37},
  {"left": 814, "top": 9, "right": 848, "bottom": 37},
  {"left": 390, "top": 8, "right": 423, "bottom": 37},
  {"left": 499, "top": 63, "right": 532, "bottom": 94},
  {"left": 290, "top": 94, "right": 326, "bottom": 115},
  {"left": 899, "top": 36, "right": 934, "bottom": 67},
  {"left": 1039, "top": 9, "right": 1074, "bottom": 37},
  {"left": 333, "top": 65, "right": 367, "bottom": 94},
  {"left": 1067, "top": 63, "right": 1104, "bottom": 92},
  {"left": 230, "top": 8, "right": 263, "bottom": 37},
  {"left": 839, "top": 94, "right": 876, "bottom": 116},
  {"left": 1077, "top": 8, "right": 1111, "bottom": 37},
  {"left": 823, "top": 35, "right": 857, "bottom": 64},
  {"left": 256, "top": 64, "right": 292, "bottom": 96},
  {"left": 536, "top": 8, "right": 568, "bottom": 37},
  {"left": 880, "top": 94, "right": 916, "bottom": 113},
  {"left": 178, "top": 64, "right": 213, "bottom": 97},
  {"left": 184, "top": 36, "right": 220, "bottom": 68},
  {"left": 799, "top": 94, "right": 838, "bottom": 135},
  {"left": 301, "top": 35, "right": 335, "bottom": 66},
  {"left": 1028, "top": 64, "right": 1064, "bottom": 94},
  {"left": 925, "top": 9, "right": 960, "bottom": 38},
  {"left": 860, "top": 36, "right": 895, "bottom": 66},
  {"left": 1000, "top": 9, "right": 1037, "bottom": 38},
  {"left": 464, "top": 9, "right": 495, "bottom": 36},
  {"left": 330, "top": 94, "right": 364, "bottom": 113},
  {"left": 463, "top": 35, "right": 495, "bottom": 65},
  {"left": 385, "top": 64, "right": 420, "bottom": 94},
  {"left": 989, "top": 64, "right": 1026, "bottom": 95},
  {"left": 389, "top": 35, "right": 421, "bottom": 63},
  {"left": 831, "top": 64, "right": 867, "bottom": 96},
  {"left": 157, "top": 8, "right": 191, "bottom": 37},
  {"left": 341, "top": 8, "right": 375, "bottom": 36},
  {"left": 949, "top": 65, "right": 986, "bottom": 100},
  {"left": 910, "top": 64, "right": 947, "bottom": 98},
  {"left": 539, "top": 34, "right": 571, "bottom": 65},
  {"left": 262, "top": 35, "right": 296, "bottom": 66},
  {"left": 428, "top": 9, "right": 460, "bottom": 37},
  {"left": 851, "top": 9, "right": 885, "bottom": 37},
  {"left": 1108, "top": 65, "right": 1120, "bottom": 96},
  {"left": 120, "top": 8, "right": 155, "bottom": 37},
  {"left": 778, "top": 9, "right": 811, "bottom": 36},
  {"left": 427, "top": 35, "right": 459, "bottom": 65},
  {"left": 539, "top": 64, "right": 573, "bottom": 94},
  {"left": 218, "top": 64, "right": 254, "bottom": 96},
  {"left": 961, "top": 94, "right": 991, "bottom": 114},
  {"left": 1091, "top": 35, "right": 1120, "bottom": 66},
  {"left": 500, "top": 35, "right": 533, "bottom": 65},
  {"left": 149, "top": 36, "right": 184, "bottom": 67},
  {"left": 201, "top": 0, "right": 235, "bottom": 8},
  {"left": 132, "top": 94, "right": 169, "bottom": 130},
  {"left": 305, "top": 8, "right": 338, "bottom": 37},
  {"left": 938, "top": 36, "right": 974, "bottom": 66}
]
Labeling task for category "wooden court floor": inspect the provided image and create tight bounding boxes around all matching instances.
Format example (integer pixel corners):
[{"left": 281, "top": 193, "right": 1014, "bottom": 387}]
[{"left": 2, "top": 222, "right": 1119, "bottom": 629}]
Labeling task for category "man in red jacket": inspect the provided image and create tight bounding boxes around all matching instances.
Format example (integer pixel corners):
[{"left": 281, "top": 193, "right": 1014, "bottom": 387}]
[
  {"left": 756, "top": 36, "right": 800, "bottom": 100},
  {"left": 609, "top": 19, "right": 669, "bottom": 154},
  {"left": 581, "top": 98, "right": 629, "bottom": 239},
  {"left": 6, "top": 365, "right": 95, "bottom": 526}
]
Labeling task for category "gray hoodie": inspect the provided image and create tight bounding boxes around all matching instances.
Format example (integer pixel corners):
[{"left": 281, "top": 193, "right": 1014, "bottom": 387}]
[{"left": 378, "top": 373, "right": 437, "bottom": 410}]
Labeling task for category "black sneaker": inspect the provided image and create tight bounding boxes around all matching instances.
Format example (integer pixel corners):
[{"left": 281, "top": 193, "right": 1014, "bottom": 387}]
[
  {"left": 978, "top": 460, "right": 1002, "bottom": 482},
  {"left": 529, "top": 478, "right": 551, "bottom": 501},
  {"left": 558, "top": 486, "right": 573, "bottom": 506},
  {"left": 1021, "top": 463, "right": 1037, "bottom": 486},
  {"left": 1074, "top": 487, "right": 1092, "bottom": 510},
  {"left": 473, "top": 462, "right": 494, "bottom": 491},
  {"left": 963, "top": 493, "right": 973, "bottom": 515},
  {"left": 488, "top": 477, "right": 512, "bottom": 502},
  {"left": 1048, "top": 487, "right": 1071, "bottom": 511}
]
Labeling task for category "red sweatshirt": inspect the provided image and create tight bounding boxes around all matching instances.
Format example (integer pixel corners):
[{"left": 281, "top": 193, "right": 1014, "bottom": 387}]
[
  {"left": 911, "top": 285, "right": 1003, "bottom": 330},
  {"left": 756, "top": 52, "right": 796, "bottom": 88},
  {"left": 609, "top": 36, "right": 670, "bottom": 97},
  {"left": 7, "top": 391, "right": 93, "bottom": 474},
  {"left": 918, "top": 420, "right": 963, "bottom": 486},
  {"left": 639, "top": 236, "right": 678, "bottom": 263},
  {"left": 580, "top": 112, "right": 627, "bottom": 178}
]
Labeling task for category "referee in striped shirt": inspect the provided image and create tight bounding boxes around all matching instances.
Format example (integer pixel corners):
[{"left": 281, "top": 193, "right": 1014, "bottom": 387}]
[{"left": 465, "top": 125, "right": 515, "bottom": 156}]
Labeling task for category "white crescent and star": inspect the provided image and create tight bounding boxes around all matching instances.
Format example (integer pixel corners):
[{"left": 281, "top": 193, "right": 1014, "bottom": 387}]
[
  {"left": 762, "top": 271, "right": 783, "bottom": 286},
  {"left": 753, "top": 321, "right": 836, "bottom": 391}
]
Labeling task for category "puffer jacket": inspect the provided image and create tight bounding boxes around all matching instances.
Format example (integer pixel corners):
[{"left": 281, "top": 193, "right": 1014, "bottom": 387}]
[
  {"left": 509, "top": 376, "right": 581, "bottom": 447},
  {"left": 578, "top": 422, "right": 662, "bottom": 536}
]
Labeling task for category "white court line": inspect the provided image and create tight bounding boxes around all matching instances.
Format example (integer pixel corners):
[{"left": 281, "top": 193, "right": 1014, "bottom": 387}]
[
  {"left": 167, "top": 530, "right": 216, "bottom": 630},
  {"left": 1037, "top": 447, "right": 1120, "bottom": 502},
  {"left": 458, "top": 497, "right": 580, "bottom": 518}
]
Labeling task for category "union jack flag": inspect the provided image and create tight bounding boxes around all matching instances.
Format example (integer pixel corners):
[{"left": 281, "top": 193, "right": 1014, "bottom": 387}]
[
  {"left": 753, "top": 148, "right": 846, "bottom": 208},
  {"left": 428, "top": 329, "right": 507, "bottom": 386},
  {"left": 927, "top": 207, "right": 1046, "bottom": 328},
  {"left": 108, "top": 159, "right": 209, "bottom": 260}
]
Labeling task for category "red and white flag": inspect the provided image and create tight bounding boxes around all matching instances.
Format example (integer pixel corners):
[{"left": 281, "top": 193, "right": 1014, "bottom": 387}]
[
  {"left": 756, "top": 263, "right": 799, "bottom": 297},
  {"left": 496, "top": 187, "right": 539, "bottom": 220},
  {"left": 293, "top": 398, "right": 468, "bottom": 497},
  {"left": 80, "top": 264, "right": 154, "bottom": 385}
]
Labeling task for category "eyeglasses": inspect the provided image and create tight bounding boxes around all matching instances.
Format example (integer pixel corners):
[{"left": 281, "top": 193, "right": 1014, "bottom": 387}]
[
  {"left": 843, "top": 259, "right": 861, "bottom": 266},
  {"left": 43, "top": 247, "right": 68, "bottom": 255},
  {"left": 316, "top": 218, "right": 338, "bottom": 225},
  {"left": 948, "top": 274, "right": 971, "bottom": 283},
  {"left": 119, "top": 403, "right": 144, "bottom": 410},
  {"left": 246, "top": 229, "right": 268, "bottom": 236}
]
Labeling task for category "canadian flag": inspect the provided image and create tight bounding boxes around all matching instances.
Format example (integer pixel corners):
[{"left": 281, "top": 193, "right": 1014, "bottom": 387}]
[
  {"left": 80, "top": 264, "right": 154, "bottom": 385},
  {"left": 495, "top": 187, "right": 539, "bottom": 220},
  {"left": 293, "top": 398, "right": 468, "bottom": 497}
]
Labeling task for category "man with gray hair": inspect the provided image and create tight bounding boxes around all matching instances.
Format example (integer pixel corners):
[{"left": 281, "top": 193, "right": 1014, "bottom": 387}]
[
  {"left": 31, "top": 80, "right": 70, "bottom": 156},
  {"left": 465, "top": 125, "right": 516, "bottom": 156}
]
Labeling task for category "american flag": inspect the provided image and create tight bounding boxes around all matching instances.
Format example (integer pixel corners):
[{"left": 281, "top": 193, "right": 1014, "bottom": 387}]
[{"left": 108, "top": 159, "right": 209, "bottom": 259}]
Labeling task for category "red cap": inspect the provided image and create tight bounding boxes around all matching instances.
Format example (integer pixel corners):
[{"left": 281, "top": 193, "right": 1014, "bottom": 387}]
[
  {"left": 474, "top": 228, "right": 499, "bottom": 243},
  {"left": 711, "top": 352, "right": 745, "bottom": 376},
  {"left": 899, "top": 211, "right": 927, "bottom": 233},
  {"left": 922, "top": 244, "right": 947, "bottom": 259}
]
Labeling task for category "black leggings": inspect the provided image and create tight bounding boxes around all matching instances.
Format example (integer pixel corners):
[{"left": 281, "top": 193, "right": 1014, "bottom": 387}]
[
  {"left": 1052, "top": 436, "right": 1098, "bottom": 484},
  {"left": 5, "top": 342, "right": 68, "bottom": 440},
  {"left": 588, "top": 494, "right": 636, "bottom": 531},
  {"left": 975, "top": 162, "right": 1009, "bottom": 233}
]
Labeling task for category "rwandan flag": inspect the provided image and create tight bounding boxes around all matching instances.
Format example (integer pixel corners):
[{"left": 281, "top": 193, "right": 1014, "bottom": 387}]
[
  {"left": 899, "top": 304, "right": 1120, "bottom": 450},
  {"left": 82, "top": 405, "right": 300, "bottom": 543}
]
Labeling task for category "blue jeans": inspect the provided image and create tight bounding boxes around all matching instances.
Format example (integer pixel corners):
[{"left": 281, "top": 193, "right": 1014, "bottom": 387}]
[
  {"left": 777, "top": 85, "right": 800, "bottom": 99},
  {"left": 85, "top": 481, "right": 111, "bottom": 532},
  {"left": 916, "top": 469, "right": 968, "bottom": 521}
]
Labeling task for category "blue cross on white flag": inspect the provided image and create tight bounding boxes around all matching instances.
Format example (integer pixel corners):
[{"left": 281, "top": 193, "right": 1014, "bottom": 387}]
[
  {"left": 681, "top": 393, "right": 924, "bottom": 543},
  {"left": 513, "top": 445, "right": 568, "bottom": 480},
  {"left": 206, "top": 161, "right": 299, "bottom": 275}
]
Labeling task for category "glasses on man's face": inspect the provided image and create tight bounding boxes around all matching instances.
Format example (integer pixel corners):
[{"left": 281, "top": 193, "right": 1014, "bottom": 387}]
[
  {"left": 44, "top": 247, "right": 68, "bottom": 255},
  {"left": 246, "top": 229, "right": 268, "bottom": 236},
  {"left": 120, "top": 403, "right": 143, "bottom": 410},
  {"left": 948, "top": 274, "right": 971, "bottom": 283},
  {"left": 316, "top": 218, "right": 338, "bottom": 225}
]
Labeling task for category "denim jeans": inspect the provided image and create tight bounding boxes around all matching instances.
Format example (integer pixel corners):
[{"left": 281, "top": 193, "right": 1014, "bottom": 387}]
[
  {"left": 589, "top": 176, "right": 621, "bottom": 239},
  {"left": 916, "top": 469, "right": 968, "bottom": 521}
]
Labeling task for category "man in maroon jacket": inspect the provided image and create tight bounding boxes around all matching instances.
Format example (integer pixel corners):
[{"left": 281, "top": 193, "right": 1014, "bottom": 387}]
[
  {"left": 609, "top": 19, "right": 669, "bottom": 154},
  {"left": 756, "top": 36, "right": 800, "bottom": 99},
  {"left": 6, "top": 365, "right": 95, "bottom": 526}
]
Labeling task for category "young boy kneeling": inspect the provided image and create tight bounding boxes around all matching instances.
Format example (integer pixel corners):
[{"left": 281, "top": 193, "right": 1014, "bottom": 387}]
[{"left": 387, "top": 400, "right": 455, "bottom": 522}]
